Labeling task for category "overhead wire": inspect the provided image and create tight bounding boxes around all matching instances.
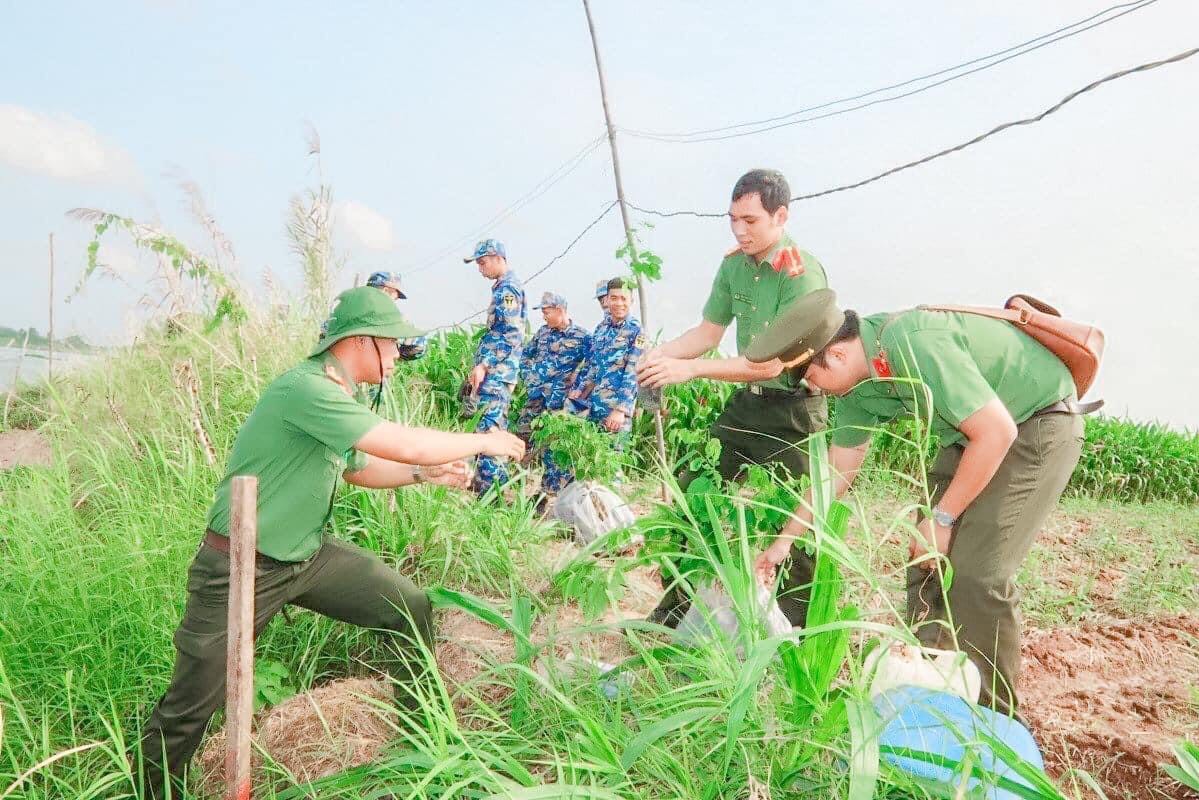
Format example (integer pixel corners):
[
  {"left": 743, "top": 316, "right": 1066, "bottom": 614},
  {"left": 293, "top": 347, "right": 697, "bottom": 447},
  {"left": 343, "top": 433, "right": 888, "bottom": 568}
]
[
  {"left": 431, "top": 200, "right": 619, "bottom": 330},
  {"left": 621, "top": 0, "right": 1159, "bottom": 144},
  {"left": 406, "top": 131, "right": 607, "bottom": 274},
  {"left": 625, "top": 45, "right": 1199, "bottom": 219}
]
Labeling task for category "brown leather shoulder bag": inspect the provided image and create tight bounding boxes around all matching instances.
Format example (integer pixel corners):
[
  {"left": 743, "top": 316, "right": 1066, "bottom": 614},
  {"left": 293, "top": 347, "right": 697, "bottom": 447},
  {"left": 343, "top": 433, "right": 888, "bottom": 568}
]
[{"left": 920, "top": 294, "right": 1105, "bottom": 398}]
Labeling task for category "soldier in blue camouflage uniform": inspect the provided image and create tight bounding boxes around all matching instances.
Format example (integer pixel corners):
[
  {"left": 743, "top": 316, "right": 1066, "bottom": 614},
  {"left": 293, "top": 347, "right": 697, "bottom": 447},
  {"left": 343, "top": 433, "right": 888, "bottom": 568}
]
[
  {"left": 366, "top": 271, "right": 427, "bottom": 361},
  {"left": 595, "top": 279, "right": 610, "bottom": 313},
  {"left": 543, "top": 278, "right": 645, "bottom": 492},
  {"left": 516, "top": 292, "right": 590, "bottom": 441},
  {"left": 464, "top": 239, "right": 527, "bottom": 495}
]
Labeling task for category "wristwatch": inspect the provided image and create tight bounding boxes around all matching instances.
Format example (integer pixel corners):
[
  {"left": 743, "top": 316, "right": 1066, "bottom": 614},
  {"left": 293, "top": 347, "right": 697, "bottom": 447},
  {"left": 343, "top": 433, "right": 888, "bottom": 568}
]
[
  {"left": 412, "top": 465, "right": 425, "bottom": 484},
  {"left": 931, "top": 505, "right": 956, "bottom": 528}
]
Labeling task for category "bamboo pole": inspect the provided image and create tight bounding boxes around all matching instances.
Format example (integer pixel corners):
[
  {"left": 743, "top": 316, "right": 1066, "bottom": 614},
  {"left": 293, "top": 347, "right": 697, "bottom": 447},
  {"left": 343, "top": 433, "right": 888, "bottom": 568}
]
[
  {"left": 581, "top": 0, "right": 670, "bottom": 494},
  {"left": 225, "top": 476, "right": 257, "bottom": 800}
]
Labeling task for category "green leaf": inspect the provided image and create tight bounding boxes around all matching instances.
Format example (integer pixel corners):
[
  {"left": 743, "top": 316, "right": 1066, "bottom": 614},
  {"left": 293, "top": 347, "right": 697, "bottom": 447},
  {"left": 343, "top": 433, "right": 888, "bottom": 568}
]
[
  {"left": 620, "top": 706, "right": 718, "bottom": 770},
  {"left": 846, "top": 697, "right": 881, "bottom": 800}
]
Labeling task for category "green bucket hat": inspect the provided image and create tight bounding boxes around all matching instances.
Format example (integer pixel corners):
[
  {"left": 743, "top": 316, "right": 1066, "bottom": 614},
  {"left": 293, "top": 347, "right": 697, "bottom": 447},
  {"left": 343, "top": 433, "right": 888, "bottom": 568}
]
[
  {"left": 745, "top": 288, "right": 845, "bottom": 366},
  {"left": 310, "top": 287, "right": 426, "bottom": 358}
]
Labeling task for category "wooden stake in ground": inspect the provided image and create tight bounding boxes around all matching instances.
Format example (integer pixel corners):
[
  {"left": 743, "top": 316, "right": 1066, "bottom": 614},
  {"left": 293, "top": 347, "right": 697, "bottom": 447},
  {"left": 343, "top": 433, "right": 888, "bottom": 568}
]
[
  {"left": 225, "top": 476, "right": 258, "bottom": 800},
  {"left": 47, "top": 233, "right": 55, "bottom": 383},
  {"left": 581, "top": 0, "right": 670, "bottom": 495}
]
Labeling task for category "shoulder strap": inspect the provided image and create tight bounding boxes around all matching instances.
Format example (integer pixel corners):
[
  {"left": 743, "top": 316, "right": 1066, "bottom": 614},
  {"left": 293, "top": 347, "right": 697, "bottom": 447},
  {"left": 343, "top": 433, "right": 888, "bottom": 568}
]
[{"left": 918, "top": 303, "right": 1032, "bottom": 325}]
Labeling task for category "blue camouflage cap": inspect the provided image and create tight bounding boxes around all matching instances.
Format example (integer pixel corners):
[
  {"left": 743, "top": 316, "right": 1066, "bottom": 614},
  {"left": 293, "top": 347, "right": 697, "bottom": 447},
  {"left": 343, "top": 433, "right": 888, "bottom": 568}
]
[
  {"left": 366, "top": 271, "right": 406, "bottom": 298},
  {"left": 533, "top": 291, "right": 567, "bottom": 310},
  {"left": 594, "top": 279, "right": 609, "bottom": 299},
  {"left": 463, "top": 238, "right": 507, "bottom": 263}
]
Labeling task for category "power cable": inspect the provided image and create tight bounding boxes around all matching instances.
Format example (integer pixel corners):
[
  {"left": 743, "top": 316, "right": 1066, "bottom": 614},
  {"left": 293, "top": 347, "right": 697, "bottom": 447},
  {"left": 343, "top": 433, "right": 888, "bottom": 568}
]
[
  {"left": 626, "top": 45, "right": 1199, "bottom": 219},
  {"left": 431, "top": 200, "right": 619, "bottom": 330},
  {"left": 407, "top": 132, "right": 607, "bottom": 274},
  {"left": 622, "top": 0, "right": 1158, "bottom": 144}
]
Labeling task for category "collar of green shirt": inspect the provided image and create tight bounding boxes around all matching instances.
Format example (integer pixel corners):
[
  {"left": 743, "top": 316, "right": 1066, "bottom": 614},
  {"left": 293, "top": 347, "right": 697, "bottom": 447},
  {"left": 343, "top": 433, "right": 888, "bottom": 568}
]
[
  {"left": 317, "top": 351, "right": 357, "bottom": 391},
  {"left": 859, "top": 314, "right": 885, "bottom": 380},
  {"left": 842, "top": 313, "right": 902, "bottom": 402},
  {"left": 735, "top": 232, "right": 796, "bottom": 270},
  {"left": 851, "top": 312, "right": 926, "bottom": 405}
]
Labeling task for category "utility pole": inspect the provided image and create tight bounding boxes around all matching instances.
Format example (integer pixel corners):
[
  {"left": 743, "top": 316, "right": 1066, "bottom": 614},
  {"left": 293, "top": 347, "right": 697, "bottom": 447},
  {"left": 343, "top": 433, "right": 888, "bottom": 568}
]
[
  {"left": 581, "top": 0, "right": 670, "bottom": 485},
  {"left": 48, "top": 233, "right": 55, "bottom": 382}
]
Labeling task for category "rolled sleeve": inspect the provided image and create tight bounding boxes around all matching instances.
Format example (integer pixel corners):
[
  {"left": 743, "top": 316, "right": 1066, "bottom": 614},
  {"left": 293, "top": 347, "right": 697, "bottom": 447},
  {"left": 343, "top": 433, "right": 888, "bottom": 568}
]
[{"left": 701, "top": 263, "right": 734, "bottom": 326}]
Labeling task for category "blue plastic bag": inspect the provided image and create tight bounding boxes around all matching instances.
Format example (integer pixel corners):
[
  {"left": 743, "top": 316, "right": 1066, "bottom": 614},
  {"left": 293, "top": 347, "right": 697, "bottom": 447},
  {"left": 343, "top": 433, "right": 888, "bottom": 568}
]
[{"left": 874, "top": 686, "right": 1044, "bottom": 800}]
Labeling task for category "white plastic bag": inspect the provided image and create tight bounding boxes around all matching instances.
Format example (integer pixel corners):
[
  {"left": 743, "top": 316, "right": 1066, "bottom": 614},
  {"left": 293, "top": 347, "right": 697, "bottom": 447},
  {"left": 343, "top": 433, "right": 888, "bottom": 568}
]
[
  {"left": 673, "top": 582, "right": 792, "bottom": 648},
  {"left": 863, "top": 641, "right": 982, "bottom": 705},
  {"left": 551, "top": 480, "right": 636, "bottom": 546}
]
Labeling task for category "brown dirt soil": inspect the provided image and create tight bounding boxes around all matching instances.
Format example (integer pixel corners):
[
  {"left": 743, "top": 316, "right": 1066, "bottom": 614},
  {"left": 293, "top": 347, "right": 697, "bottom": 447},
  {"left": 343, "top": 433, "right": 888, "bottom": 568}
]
[
  {"left": 436, "top": 607, "right": 518, "bottom": 717},
  {"left": 0, "top": 429, "right": 51, "bottom": 469},
  {"left": 1022, "top": 614, "right": 1199, "bottom": 800},
  {"left": 194, "top": 677, "right": 395, "bottom": 797},
  {"left": 435, "top": 540, "right": 664, "bottom": 719},
  {"left": 193, "top": 527, "right": 1199, "bottom": 799}
]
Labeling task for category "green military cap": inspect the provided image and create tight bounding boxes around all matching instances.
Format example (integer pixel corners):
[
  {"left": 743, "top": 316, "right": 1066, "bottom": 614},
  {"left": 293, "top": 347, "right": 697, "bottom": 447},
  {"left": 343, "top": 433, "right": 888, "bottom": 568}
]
[
  {"left": 311, "top": 286, "right": 425, "bottom": 358},
  {"left": 745, "top": 288, "right": 845, "bottom": 365}
]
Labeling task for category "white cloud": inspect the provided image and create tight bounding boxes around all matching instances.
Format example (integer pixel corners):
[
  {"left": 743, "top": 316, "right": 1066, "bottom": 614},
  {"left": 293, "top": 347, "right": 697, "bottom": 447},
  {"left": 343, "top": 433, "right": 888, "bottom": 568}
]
[
  {"left": 0, "top": 105, "right": 138, "bottom": 184},
  {"left": 340, "top": 200, "right": 395, "bottom": 251}
]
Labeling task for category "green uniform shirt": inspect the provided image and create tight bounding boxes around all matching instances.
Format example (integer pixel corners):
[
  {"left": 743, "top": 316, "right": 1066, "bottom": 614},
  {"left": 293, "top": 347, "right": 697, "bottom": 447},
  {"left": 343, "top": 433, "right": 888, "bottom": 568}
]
[
  {"left": 206, "top": 353, "right": 380, "bottom": 561},
  {"left": 831, "top": 310, "right": 1076, "bottom": 448},
  {"left": 701, "top": 233, "right": 829, "bottom": 390}
]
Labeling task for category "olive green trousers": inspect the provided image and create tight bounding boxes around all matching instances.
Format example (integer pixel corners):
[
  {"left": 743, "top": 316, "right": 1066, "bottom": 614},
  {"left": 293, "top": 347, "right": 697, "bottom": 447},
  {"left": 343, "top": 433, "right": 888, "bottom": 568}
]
[
  {"left": 652, "top": 387, "right": 829, "bottom": 627},
  {"left": 909, "top": 411, "right": 1083, "bottom": 715},
  {"left": 137, "top": 536, "right": 433, "bottom": 798}
]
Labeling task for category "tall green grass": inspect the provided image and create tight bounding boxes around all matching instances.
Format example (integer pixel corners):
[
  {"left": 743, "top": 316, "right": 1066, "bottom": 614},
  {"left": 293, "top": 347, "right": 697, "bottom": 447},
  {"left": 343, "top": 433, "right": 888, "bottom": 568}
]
[
  {"left": 629, "top": 385, "right": 1199, "bottom": 505},
  {"left": 0, "top": 320, "right": 1125, "bottom": 798}
]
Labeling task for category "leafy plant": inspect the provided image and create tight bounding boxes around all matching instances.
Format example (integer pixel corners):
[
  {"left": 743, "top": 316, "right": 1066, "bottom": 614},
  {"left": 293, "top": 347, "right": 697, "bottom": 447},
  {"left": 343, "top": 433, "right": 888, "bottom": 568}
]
[
  {"left": 553, "top": 553, "right": 631, "bottom": 620},
  {"left": 530, "top": 410, "right": 625, "bottom": 485},
  {"left": 253, "top": 658, "right": 298, "bottom": 711},
  {"left": 1163, "top": 739, "right": 1199, "bottom": 792},
  {"left": 639, "top": 437, "right": 800, "bottom": 585},
  {"left": 615, "top": 224, "right": 663, "bottom": 283},
  {"left": 67, "top": 209, "right": 247, "bottom": 332}
]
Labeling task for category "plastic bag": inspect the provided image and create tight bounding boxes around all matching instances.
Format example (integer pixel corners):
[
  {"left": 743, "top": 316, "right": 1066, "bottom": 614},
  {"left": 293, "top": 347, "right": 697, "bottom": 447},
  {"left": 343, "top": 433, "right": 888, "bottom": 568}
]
[
  {"left": 874, "top": 686, "right": 1043, "bottom": 800},
  {"left": 863, "top": 641, "right": 982, "bottom": 704},
  {"left": 551, "top": 480, "right": 636, "bottom": 546},
  {"left": 673, "top": 581, "right": 792, "bottom": 648}
]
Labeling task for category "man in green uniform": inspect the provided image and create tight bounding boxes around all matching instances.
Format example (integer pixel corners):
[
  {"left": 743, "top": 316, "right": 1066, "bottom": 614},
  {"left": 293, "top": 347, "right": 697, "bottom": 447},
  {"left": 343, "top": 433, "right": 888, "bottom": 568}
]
[
  {"left": 137, "top": 287, "right": 525, "bottom": 798},
  {"left": 748, "top": 289, "right": 1086, "bottom": 715},
  {"left": 637, "top": 168, "right": 831, "bottom": 627}
]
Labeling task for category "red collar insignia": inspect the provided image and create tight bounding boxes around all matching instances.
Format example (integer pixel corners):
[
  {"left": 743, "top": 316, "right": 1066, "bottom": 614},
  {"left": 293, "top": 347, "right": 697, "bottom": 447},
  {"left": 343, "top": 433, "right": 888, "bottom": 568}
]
[
  {"left": 872, "top": 350, "right": 892, "bottom": 378},
  {"left": 770, "top": 246, "right": 804, "bottom": 277}
]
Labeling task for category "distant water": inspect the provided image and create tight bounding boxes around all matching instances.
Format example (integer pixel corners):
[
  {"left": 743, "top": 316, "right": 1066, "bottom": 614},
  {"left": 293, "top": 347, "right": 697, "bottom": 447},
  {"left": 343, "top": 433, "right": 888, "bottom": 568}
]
[{"left": 0, "top": 346, "right": 93, "bottom": 392}]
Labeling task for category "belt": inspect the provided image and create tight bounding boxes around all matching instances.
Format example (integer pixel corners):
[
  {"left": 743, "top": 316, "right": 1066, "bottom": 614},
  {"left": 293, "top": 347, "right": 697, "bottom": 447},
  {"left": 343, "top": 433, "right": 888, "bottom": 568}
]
[
  {"left": 203, "top": 529, "right": 295, "bottom": 567},
  {"left": 746, "top": 384, "right": 822, "bottom": 399},
  {"left": 1031, "top": 398, "right": 1104, "bottom": 418}
]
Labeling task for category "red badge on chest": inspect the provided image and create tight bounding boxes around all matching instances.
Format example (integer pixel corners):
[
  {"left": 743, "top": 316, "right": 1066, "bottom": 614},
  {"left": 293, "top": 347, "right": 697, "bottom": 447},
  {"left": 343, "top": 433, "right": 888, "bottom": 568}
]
[{"left": 872, "top": 350, "right": 892, "bottom": 378}]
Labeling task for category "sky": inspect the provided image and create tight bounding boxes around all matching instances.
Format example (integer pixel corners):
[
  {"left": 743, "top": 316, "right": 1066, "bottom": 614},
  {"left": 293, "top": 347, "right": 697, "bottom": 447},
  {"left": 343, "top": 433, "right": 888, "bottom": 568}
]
[{"left": 1, "top": 0, "right": 1197, "bottom": 429}]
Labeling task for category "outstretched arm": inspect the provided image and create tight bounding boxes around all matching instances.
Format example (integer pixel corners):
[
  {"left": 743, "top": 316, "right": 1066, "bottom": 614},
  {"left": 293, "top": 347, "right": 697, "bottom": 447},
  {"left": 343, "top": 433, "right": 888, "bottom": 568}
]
[{"left": 355, "top": 422, "right": 525, "bottom": 465}]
